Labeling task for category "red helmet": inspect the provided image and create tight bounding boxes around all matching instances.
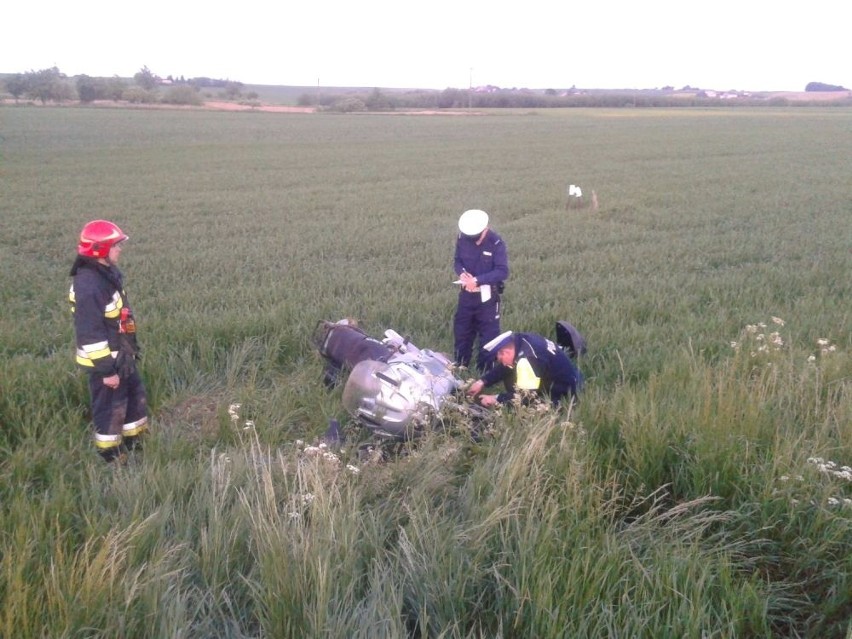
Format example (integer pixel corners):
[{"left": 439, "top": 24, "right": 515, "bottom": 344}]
[{"left": 77, "top": 220, "right": 128, "bottom": 258}]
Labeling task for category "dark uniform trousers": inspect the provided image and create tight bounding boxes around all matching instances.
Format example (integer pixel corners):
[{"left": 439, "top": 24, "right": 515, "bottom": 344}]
[
  {"left": 453, "top": 290, "right": 501, "bottom": 372},
  {"left": 88, "top": 359, "right": 148, "bottom": 462}
]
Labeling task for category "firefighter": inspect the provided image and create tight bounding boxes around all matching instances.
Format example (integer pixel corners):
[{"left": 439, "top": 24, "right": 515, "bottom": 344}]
[
  {"left": 453, "top": 209, "right": 509, "bottom": 372},
  {"left": 69, "top": 220, "right": 148, "bottom": 463},
  {"left": 466, "top": 330, "right": 583, "bottom": 408}
]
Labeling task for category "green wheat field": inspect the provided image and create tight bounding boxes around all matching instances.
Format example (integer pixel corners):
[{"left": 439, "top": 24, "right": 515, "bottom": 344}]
[{"left": 1, "top": 105, "right": 850, "bottom": 638}]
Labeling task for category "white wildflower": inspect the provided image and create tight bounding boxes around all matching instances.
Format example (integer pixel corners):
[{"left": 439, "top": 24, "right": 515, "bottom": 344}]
[
  {"left": 827, "top": 497, "right": 840, "bottom": 507},
  {"left": 746, "top": 324, "right": 758, "bottom": 334},
  {"left": 346, "top": 464, "right": 360, "bottom": 475},
  {"left": 816, "top": 338, "right": 829, "bottom": 347},
  {"left": 771, "top": 316, "right": 785, "bottom": 326},
  {"left": 302, "top": 493, "right": 315, "bottom": 504},
  {"left": 295, "top": 439, "right": 305, "bottom": 447},
  {"left": 779, "top": 475, "right": 790, "bottom": 482},
  {"left": 808, "top": 355, "right": 816, "bottom": 363},
  {"left": 731, "top": 341, "right": 739, "bottom": 349}
]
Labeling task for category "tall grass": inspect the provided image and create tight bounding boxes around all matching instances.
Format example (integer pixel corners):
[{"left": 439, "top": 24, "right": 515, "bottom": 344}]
[{"left": 1, "top": 105, "right": 850, "bottom": 637}]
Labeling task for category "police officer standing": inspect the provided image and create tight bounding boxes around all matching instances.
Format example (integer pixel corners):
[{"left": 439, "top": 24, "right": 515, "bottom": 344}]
[
  {"left": 453, "top": 209, "right": 509, "bottom": 372},
  {"left": 466, "top": 330, "right": 583, "bottom": 408},
  {"left": 69, "top": 220, "right": 148, "bottom": 464}
]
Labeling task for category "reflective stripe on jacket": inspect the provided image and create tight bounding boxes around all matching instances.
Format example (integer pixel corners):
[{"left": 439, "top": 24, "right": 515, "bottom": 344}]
[
  {"left": 481, "top": 332, "right": 582, "bottom": 405},
  {"left": 69, "top": 258, "right": 129, "bottom": 375}
]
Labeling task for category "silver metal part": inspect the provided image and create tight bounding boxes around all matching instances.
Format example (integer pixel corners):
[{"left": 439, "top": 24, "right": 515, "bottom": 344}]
[{"left": 341, "top": 337, "right": 461, "bottom": 438}]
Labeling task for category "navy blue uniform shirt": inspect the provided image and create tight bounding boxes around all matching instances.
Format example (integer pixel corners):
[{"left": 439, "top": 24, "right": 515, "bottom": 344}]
[{"left": 454, "top": 230, "right": 509, "bottom": 290}]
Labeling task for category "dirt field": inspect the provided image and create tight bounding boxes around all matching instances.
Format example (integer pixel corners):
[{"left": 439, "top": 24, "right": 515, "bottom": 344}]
[{"left": 200, "top": 101, "right": 315, "bottom": 113}]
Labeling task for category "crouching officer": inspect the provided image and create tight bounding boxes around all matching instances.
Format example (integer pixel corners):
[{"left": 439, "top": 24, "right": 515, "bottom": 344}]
[
  {"left": 466, "top": 330, "right": 583, "bottom": 408},
  {"left": 453, "top": 209, "right": 509, "bottom": 372},
  {"left": 69, "top": 220, "right": 148, "bottom": 464}
]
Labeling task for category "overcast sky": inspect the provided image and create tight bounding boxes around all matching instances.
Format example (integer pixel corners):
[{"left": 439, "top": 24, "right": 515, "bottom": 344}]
[{"left": 3, "top": 0, "right": 848, "bottom": 91}]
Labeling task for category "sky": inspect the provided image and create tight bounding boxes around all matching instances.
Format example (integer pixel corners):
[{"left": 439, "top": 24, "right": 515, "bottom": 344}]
[{"left": 3, "top": 0, "right": 849, "bottom": 92}]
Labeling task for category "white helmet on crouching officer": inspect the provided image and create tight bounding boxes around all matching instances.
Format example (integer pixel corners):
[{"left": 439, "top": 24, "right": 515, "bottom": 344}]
[{"left": 483, "top": 331, "right": 516, "bottom": 367}]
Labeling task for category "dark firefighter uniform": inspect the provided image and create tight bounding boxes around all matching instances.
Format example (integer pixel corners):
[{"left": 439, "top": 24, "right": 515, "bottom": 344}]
[
  {"left": 481, "top": 332, "right": 583, "bottom": 406},
  {"left": 70, "top": 256, "right": 147, "bottom": 461},
  {"left": 453, "top": 229, "right": 509, "bottom": 371}
]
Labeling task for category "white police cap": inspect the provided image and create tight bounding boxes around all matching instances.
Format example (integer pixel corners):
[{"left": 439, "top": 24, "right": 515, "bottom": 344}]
[
  {"left": 458, "top": 209, "right": 489, "bottom": 236},
  {"left": 483, "top": 330, "right": 514, "bottom": 353}
]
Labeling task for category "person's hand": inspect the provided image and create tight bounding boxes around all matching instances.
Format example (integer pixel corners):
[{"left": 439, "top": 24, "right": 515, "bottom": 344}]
[
  {"left": 459, "top": 272, "right": 478, "bottom": 292},
  {"left": 466, "top": 379, "right": 484, "bottom": 397},
  {"left": 103, "top": 374, "right": 120, "bottom": 389},
  {"left": 478, "top": 394, "right": 499, "bottom": 407}
]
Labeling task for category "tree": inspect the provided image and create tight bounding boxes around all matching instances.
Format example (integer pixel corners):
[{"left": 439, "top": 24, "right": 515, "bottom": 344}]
[
  {"left": 122, "top": 86, "right": 157, "bottom": 104},
  {"left": 805, "top": 81, "right": 847, "bottom": 92},
  {"left": 105, "top": 76, "right": 127, "bottom": 101},
  {"left": 438, "top": 88, "right": 462, "bottom": 108},
  {"left": 134, "top": 66, "right": 158, "bottom": 90},
  {"left": 365, "top": 88, "right": 395, "bottom": 111},
  {"left": 162, "top": 85, "right": 202, "bottom": 105},
  {"left": 330, "top": 97, "right": 366, "bottom": 112},
  {"left": 4, "top": 74, "right": 28, "bottom": 101},
  {"left": 25, "top": 67, "right": 72, "bottom": 104},
  {"left": 223, "top": 81, "right": 243, "bottom": 99},
  {"left": 76, "top": 75, "right": 105, "bottom": 103}
]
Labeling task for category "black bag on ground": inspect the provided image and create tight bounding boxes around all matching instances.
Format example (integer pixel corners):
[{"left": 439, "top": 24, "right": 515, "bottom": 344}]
[
  {"left": 314, "top": 320, "right": 392, "bottom": 387},
  {"left": 555, "top": 320, "right": 587, "bottom": 360}
]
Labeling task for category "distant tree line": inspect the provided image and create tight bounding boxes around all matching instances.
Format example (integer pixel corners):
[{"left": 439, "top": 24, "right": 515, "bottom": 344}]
[
  {"left": 1, "top": 66, "right": 253, "bottom": 106},
  {"left": 4, "top": 67, "right": 849, "bottom": 110},
  {"left": 805, "top": 82, "right": 848, "bottom": 92},
  {"left": 299, "top": 86, "right": 852, "bottom": 112}
]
